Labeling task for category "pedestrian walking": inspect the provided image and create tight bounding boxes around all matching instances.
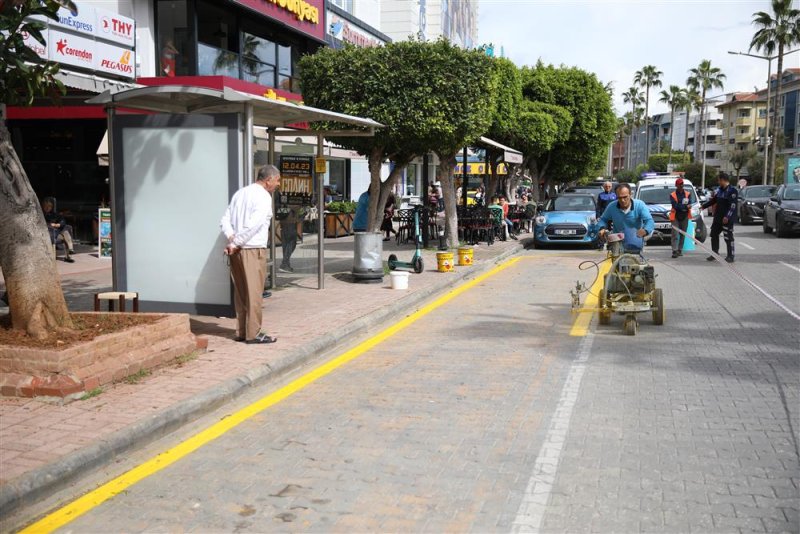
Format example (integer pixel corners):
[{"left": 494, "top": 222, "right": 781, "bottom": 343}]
[
  {"left": 701, "top": 172, "right": 738, "bottom": 263},
  {"left": 669, "top": 178, "right": 691, "bottom": 258},
  {"left": 220, "top": 165, "right": 281, "bottom": 344}
]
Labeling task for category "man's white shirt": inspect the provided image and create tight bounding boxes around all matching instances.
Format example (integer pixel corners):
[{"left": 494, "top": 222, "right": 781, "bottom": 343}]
[{"left": 220, "top": 183, "right": 273, "bottom": 248}]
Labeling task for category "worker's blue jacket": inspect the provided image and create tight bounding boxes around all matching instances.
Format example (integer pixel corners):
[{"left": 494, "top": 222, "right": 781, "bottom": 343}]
[{"left": 597, "top": 199, "right": 655, "bottom": 236}]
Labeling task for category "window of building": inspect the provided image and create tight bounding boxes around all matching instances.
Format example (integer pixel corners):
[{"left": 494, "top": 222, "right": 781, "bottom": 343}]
[
  {"left": 329, "top": 0, "right": 353, "bottom": 13},
  {"left": 197, "top": 0, "right": 239, "bottom": 78},
  {"left": 157, "top": 0, "right": 192, "bottom": 77},
  {"left": 738, "top": 127, "right": 749, "bottom": 135},
  {"left": 759, "top": 108, "right": 767, "bottom": 118},
  {"left": 737, "top": 109, "right": 751, "bottom": 118},
  {"left": 241, "top": 33, "right": 276, "bottom": 87}
]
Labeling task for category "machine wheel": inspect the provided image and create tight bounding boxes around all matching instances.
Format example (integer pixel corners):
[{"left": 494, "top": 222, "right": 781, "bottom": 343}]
[
  {"left": 388, "top": 254, "right": 398, "bottom": 270},
  {"left": 776, "top": 214, "right": 788, "bottom": 238},
  {"left": 652, "top": 288, "right": 665, "bottom": 325},
  {"left": 413, "top": 256, "right": 424, "bottom": 273},
  {"left": 763, "top": 218, "right": 772, "bottom": 234},
  {"left": 598, "top": 293, "right": 611, "bottom": 325},
  {"left": 623, "top": 315, "right": 638, "bottom": 336}
]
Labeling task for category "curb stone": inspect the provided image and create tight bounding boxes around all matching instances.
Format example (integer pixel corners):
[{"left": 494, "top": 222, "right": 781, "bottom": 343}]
[{"left": 0, "top": 242, "right": 525, "bottom": 519}]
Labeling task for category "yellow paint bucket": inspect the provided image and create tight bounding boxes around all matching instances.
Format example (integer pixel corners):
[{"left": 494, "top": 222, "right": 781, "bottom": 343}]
[
  {"left": 457, "top": 247, "right": 473, "bottom": 266},
  {"left": 436, "top": 252, "right": 455, "bottom": 272}
]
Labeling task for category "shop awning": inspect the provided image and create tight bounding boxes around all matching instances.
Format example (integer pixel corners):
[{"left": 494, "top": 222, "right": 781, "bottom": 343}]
[
  {"left": 86, "top": 85, "right": 382, "bottom": 132},
  {"left": 478, "top": 136, "right": 524, "bottom": 164}
]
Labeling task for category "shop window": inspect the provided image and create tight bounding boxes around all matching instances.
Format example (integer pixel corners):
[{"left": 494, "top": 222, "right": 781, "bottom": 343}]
[
  {"left": 157, "top": 0, "right": 192, "bottom": 77},
  {"left": 242, "top": 33, "right": 276, "bottom": 87},
  {"left": 197, "top": 0, "right": 239, "bottom": 77}
]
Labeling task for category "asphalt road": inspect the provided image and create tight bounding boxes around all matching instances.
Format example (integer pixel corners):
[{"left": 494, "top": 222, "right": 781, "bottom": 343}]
[{"left": 18, "top": 224, "right": 800, "bottom": 533}]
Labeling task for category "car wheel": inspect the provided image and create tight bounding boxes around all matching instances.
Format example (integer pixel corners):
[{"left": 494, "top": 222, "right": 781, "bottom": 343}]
[
  {"left": 763, "top": 217, "right": 772, "bottom": 234},
  {"left": 776, "top": 214, "right": 788, "bottom": 238}
]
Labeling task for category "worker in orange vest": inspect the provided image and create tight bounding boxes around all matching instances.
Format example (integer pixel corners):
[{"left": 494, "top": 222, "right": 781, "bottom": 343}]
[{"left": 670, "top": 178, "right": 692, "bottom": 258}]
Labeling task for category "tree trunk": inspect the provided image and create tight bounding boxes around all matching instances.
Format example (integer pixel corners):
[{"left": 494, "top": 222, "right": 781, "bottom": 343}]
[
  {"left": 644, "top": 88, "right": 650, "bottom": 161},
  {"left": 370, "top": 159, "right": 408, "bottom": 231},
  {"left": 436, "top": 153, "right": 460, "bottom": 249},
  {"left": 667, "top": 106, "right": 675, "bottom": 166},
  {"left": 683, "top": 106, "right": 691, "bottom": 164},
  {"left": 365, "top": 147, "right": 383, "bottom": 232},
  {"left": 0, "top": 120, "right": 73, "bottom": 339},
  {"left": 769, "top": 45, "right": 784, "bottom": 185}
]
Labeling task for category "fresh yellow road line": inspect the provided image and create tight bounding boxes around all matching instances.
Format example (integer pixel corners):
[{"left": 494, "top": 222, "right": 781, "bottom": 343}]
[
  {"left": 569, "top": 260, "right": 611, "bottom": 337},
  {"left": 20, "top": 256, "right": 523, "bottom": 534}
]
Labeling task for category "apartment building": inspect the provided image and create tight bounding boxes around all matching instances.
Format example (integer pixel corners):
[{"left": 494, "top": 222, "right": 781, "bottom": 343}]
[
  {"left": 716, "top": 93, "right": 767, "bottom": 178},
  {"left": 381, "top": 0, "right": 478, "bottom": 48}
]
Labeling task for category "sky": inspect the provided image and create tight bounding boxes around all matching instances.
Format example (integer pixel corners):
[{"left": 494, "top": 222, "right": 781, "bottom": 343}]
[{"left": 478, "top": 0, "right": 800, "bottom": 117}]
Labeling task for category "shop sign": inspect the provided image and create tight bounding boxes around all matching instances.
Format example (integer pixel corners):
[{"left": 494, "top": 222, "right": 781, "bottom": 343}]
[
  {"left": 454, "top": 163, "right": 508, "bottom": 175},
  {"left": 95, "top": 40, "right": 135, "bottom": 77},
  {"left": 52, "top": 4, "right": 95, "bottom": 38},
  {"left": 327, "top": 12, "right": 384, "bottom": 48},
  {"left": 95, "top": 6, "right": 135, "bottom": 47},
  {"left": 48, "top": 28, "right": 95, "bottom": 70},
  {"left": 21, "top": 29, "right": 49, "bottom": 60},
  {"left": 232, "top": 0, "right": 324, "bottom": 42},
  {"left": 53, "top": 3, "right": 135, "bottom": 46}
]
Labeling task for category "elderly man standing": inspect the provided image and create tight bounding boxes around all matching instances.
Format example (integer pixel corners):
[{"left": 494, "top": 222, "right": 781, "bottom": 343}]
[{"left": 220, "top": 165, "right": 281, "bottom": 344}]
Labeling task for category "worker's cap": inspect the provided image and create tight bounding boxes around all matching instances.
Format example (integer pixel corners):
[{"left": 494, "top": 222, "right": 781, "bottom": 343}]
[{"left": 675, "top": 178, "right": 684, "bottom": 187}]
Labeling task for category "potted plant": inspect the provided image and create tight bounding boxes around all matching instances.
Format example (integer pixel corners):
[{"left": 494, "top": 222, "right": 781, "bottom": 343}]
[{"left": 324, "top": 201, "right": 358, "bottom": 238}]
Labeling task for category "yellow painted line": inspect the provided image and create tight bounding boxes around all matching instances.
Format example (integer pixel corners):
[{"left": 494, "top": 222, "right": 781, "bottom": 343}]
[
  {"left": 20, "top": 256, "right": 524, "bottom": 534},
  {"left": 569, "top": 260, "right": 611, "bottom": 337}
]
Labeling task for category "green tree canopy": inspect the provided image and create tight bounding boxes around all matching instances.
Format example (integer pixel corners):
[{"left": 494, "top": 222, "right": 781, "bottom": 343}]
[{"left": 520, "top": 62, "right": 616, "bottom": 190}]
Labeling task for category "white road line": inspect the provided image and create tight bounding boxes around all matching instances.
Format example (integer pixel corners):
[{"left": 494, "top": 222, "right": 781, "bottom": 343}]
[
  {"left": 779, "top": 261, "right": 800, "bottom": 274},
  {"left": 512, "top": 327, "right": 595, "bottom": 533},
  {"left": 739, "top": 242, "right": 755, "bottom": 250}
]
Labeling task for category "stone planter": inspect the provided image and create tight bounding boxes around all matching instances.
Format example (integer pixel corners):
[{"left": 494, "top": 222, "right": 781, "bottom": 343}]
[{"left": 0, "top": 312, "right": 200, "bottom": 401}]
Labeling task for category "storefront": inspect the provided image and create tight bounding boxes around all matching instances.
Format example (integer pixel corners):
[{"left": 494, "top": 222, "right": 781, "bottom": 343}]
[{"left": 8, "top": 2, "right": 137, "bottom": 242}]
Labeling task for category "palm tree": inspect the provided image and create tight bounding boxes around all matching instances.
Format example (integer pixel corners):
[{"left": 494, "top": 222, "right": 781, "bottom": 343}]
[
  {"left": 687, "top": 60, "right": 726, "bottom": 187},
  {"left": 659, "top": 85, "right": 686, "bottom": 167},
  {"left": 682, "top": 84, "right": 701, "bottom": 164},
  {"left": 750, "top": 0, "right": 800, "bottom": 184},
  {"left": 622, "top": 86, "right": 643, "bottom": 169},
  {"left": 634, "top": 65, "right": 663, "bottom": 160}
]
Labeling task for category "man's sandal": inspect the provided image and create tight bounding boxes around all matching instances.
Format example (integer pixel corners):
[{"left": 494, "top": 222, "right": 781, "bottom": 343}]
[{"left": 245, "top": 332, "right": 277, "bottom": 344}]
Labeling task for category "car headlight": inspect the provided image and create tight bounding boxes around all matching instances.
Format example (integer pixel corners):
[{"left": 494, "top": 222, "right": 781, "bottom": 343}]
[
  {"left": 746, "top": 201, "right": 755, "bottom": 206},
  {"left": 691, "top": 206, "right": 700, "bottom": 218},
  {"left": 784, "top": 209, "right": 800, "bottom": 216},
  {"left": 535, "top": 216, "right": 546, "bottom": 225},
  {"left": 588, "top": 215, "right": 597, "bottom": 224}
]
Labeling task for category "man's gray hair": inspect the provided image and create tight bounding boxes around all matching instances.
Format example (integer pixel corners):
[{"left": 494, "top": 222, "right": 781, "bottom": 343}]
[{"left": 256, "top": 164, "right": 280, "bottom": 181}]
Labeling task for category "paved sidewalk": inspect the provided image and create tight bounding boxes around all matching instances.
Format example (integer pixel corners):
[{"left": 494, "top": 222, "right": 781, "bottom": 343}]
[{"left": 0, "top": 235, "right": 525, "bottom": 516}]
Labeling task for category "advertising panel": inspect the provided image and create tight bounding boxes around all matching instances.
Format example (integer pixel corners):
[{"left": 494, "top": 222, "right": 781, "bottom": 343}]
[
  {"left": 98, "top": 208, "right": 112, "bottom": 258},
  {"left": 232, "top": 0, "right": 324, "bottom": 42},
  {"left": 21, "top": 29, "right": 48, "bottom": 60},
  {"left": 52, "top": 4, "right": 95, "bottom": 38},
  {"left": 95, "top": 40, "right": 135, "bottom": 77},
  {"left": 95, "top": 7, "right": 135, "bottom": 47},
  {"left": 787, "top": 156, "right": 800, "bottom": 184},
  {"left": 279, "top": 155, "right": 314, "bottom": 204},
  {"left": 48, "top": 28, "right": 95, "bottom": 71}
]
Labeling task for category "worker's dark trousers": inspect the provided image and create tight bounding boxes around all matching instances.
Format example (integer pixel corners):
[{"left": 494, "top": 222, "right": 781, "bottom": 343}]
[{"left": 710, "top": 219, "right": 735, "bottom": 258}]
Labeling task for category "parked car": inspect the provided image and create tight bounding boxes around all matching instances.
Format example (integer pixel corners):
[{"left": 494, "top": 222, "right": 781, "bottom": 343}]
[
  {"left": 633, "top": 176, "right": 707, "bottom": 244},
  {"left": 533, "top": 194, "right": 598, "bottom": 247},
  {"left": 763, "top": 183, "right": 800, "bottom": 237},
  {"left": 738, "top": 185, "right": 777, "bottom": 224}
]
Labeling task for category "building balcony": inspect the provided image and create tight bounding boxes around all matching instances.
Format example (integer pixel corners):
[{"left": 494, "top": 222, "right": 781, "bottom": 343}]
[{"left": 735, "top": 134, "right": 753, "bottom": 143}]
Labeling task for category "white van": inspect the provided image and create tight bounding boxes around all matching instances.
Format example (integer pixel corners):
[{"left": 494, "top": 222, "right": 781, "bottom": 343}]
[{"left": 634, "top": 176, "right": 707, "bottom": 243}]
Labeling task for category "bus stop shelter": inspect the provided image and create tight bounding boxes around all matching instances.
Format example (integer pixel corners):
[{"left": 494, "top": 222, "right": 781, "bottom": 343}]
[{"left": 88, "top": 85, "right": 381, "bottom": 316}]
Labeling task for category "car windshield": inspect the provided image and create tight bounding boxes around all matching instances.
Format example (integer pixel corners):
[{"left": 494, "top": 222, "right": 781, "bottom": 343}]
[
  {"left": 782, "top": 185, "right": 800, "bottom": 200},
  {"left": 637, "top": 185, "right": 698, "bottom": 204},
  {"left": 744, "top": 186, "right": 776, "bottom": 198},
  {"left": 546, "top": 196, "right": 595, "bottom": 211}
]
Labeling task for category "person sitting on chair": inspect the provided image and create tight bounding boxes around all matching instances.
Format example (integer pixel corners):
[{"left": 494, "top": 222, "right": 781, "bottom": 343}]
[{"left": 42, "top": 197, "right": 75, "bottom": 263}]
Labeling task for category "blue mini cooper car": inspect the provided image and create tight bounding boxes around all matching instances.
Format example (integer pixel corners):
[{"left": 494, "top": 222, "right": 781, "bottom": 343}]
[{"left": 533, "top": 194, "right": 599, "bottom": 247}]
